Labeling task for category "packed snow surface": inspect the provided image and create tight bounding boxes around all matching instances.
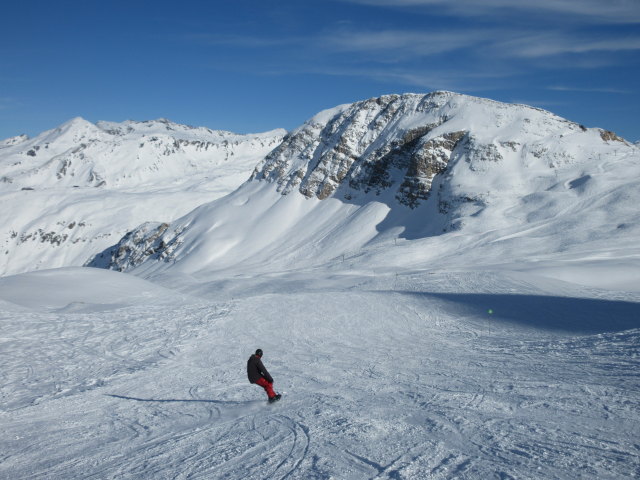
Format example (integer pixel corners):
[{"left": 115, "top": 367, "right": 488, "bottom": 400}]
[
  {"left": 1, "top": 92, "right": 639, "bottom": 478},
  {"left": 1, "top": 265, "right": 639, "bottom": 479}
]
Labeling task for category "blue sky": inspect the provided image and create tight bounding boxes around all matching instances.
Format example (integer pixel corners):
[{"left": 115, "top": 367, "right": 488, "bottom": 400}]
[{"left": 1, "top": 0, "right": 639, "bottom": 141}]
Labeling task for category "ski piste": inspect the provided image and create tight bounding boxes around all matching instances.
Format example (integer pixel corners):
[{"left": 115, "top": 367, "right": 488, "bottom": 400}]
[
  {"left": 1, "top": 91, "right": 639, "bottom": 478},
  {"left": 1, "top": 266, "right": 639, "bottom": 478}
]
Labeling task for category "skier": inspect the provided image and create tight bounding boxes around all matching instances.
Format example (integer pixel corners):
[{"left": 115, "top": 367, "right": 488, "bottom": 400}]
[{"left": 247, "top": 349, "right": 281, "bottom": 403}]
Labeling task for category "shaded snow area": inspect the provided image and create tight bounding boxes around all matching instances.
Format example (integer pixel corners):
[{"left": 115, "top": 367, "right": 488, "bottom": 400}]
[{"left": 1, "top": 267, "right": 639, "bottom": 479}]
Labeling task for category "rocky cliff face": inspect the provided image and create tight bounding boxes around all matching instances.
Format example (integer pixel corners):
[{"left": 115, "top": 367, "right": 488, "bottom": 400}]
[
  {"left": 88, "top": 222, "right": 185, "bottom": 271},
  {"left": 91, "top": 92, "right": 637, "bottom": 276},
  {"left": 252, "top": 94, "right": 461, "bottom": 206},
  {"left": 251, "top": 92, "right": 624, "bottom": 209}
]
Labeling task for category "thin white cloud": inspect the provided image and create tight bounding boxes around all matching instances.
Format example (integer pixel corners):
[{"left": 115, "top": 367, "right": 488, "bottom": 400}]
[
  {"left": 317, "top": 28, "right": 640, "bottom": 64},
  {"left": 303, "top": 63, "right": 517, "bottom": 92},
  {"left": 188, "top": 19, "right": 640, "bottom": 65},
  {"left": 191, "top": 29, "right": 488, "bottom": 59},
  {"left": 188, "top": 16, "right": 639, "bottom": 89},
  {"left": 499, "top": 34, "right": 640, "bottom": 58},
  {"left": 341, "top": 0, "right": 640, "bottom": 24},
  {"left": 321, "top": 29, "right": 488, "bottom": 57},
  {"left": 547, "top": 86, "right": 631, "bottom": 94}
]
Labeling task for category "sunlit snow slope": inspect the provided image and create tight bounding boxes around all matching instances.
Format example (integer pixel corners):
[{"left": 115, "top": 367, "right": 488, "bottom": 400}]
[
  {"left": 97, "top": 92, "right": 640, "bottom": 292},
  {"left": 1, "top": 267, "right": 639, "bottom": 479},
  {"left": 0, "top": 118, "right": 285, "bottom": 275},
  {"left": 2, "top": 92, "right": 640, "bottom": 479}
]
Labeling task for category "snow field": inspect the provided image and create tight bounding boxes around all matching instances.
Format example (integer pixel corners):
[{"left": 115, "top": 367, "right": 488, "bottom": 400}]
[
  {"left": 1, "top": 93, "right": 639, "bottom": 478},
  {"left": 1, "top": 267, "right": 639, "bottom": 479},
  {"left": 0, "top": 118, "right": 285, "bottom": 277}
]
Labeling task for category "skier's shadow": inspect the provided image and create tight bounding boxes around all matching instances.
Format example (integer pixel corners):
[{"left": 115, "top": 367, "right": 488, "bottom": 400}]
[{"left": 106, "top": 394, "right": 257, "bottom": 406}]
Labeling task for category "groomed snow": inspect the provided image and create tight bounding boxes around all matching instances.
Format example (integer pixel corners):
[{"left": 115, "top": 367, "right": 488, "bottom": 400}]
[
  {"left": 2, "top": 93, "right": 639, "bottom": 478},
  {"left": 1, "top": 265, "right": 639, "bottom": 479}
]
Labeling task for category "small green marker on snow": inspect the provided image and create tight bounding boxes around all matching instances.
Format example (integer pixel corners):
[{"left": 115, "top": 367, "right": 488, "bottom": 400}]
[{"left": 488, "top": 309, "right": 494, "bottom": 315}]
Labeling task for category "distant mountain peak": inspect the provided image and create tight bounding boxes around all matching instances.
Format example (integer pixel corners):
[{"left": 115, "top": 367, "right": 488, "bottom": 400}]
[
  {"left": 0, "top": 117, "right": 286, "bottom": 192},
  {"left": 91, "top": 91, "right": 639, "bottom": 276},
  {"left": 0, "top": 117, "right": 286, "bottom": 276},
  {"left": 3, "top": 92, "right": 637, "bottom": 278},
  {"left": 0, "top": 134, "right": 29, "bottom": 148},
  {"left": 57, "top": 116, "right": 96, "bottom": 131},
  {"left": 251, "top": 91, "right": 597, "bottom": 208}
]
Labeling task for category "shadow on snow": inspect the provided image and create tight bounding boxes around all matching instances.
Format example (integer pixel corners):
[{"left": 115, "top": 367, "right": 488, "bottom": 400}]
[
  {"left": 106, "top": 394, "right": 261, "bottom": 405},
  {"left": 401, "top": 291, "right": 640, "bottom": 334}
]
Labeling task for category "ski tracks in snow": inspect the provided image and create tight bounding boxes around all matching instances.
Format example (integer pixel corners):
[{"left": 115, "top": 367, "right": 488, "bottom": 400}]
[{"left": 2, "top": 273, "right": 640, "bottom": 478}]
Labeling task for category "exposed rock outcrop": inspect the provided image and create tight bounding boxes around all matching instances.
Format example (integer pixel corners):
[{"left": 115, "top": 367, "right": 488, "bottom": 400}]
[
  {"left": 251, "top": 92, "right": 576, "bottom": 209},
  {"left": 94, "top": 91, "right": 640, "bottom": 273},
  {"left": 87, "top": 222, "right": 185, "bottom": 271}
]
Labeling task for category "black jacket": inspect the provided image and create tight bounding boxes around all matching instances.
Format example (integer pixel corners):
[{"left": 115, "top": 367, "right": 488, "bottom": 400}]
[{"left": 247, "top": 354, "right": 273, "bottom": 384}]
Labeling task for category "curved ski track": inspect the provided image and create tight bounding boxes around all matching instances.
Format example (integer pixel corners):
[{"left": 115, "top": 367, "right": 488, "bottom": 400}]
[{"left": 1, "top": 271, "right": 639, "bottom": 479}]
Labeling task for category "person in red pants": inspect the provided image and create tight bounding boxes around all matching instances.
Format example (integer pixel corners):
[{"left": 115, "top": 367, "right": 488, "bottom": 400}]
[{"left": 247, "top": 349, "right": 281, "bottom": 402}]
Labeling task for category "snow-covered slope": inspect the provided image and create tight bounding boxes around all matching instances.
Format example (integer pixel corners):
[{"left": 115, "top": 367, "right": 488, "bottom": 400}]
[
  {"left": 0, "top": 118, "right": 285, "bottom": 275},
  {"left": 0, "top": 117, "right": 285, "bottom": 189},
  {"left": 1, "top": 265, "right": 639, "bottom": 479},
  {"left": 2, "top": 93, "right": 639, "bottom": 479},
  {"left": 95, "top": 92, "right": 640, "bottom": 292}
]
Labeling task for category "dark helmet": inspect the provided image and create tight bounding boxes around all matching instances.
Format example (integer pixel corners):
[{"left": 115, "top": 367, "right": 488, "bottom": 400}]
[{"left": 255, "top": 349, "right": 263, "bottom": 357}]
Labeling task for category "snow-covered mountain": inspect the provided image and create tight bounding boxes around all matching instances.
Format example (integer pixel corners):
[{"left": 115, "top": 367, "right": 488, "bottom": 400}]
[
  {"left": 2, "top": 93, "right": 640, "bottom": 479},
  {"left": 0, "top": 116, "right": 286, "bottom": 190},
  {"left": 0, "top": 118, "right": 286, "bottom": 275},
  {"left": 93, "top": 92, "right": 640, "bottom": 291}
]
